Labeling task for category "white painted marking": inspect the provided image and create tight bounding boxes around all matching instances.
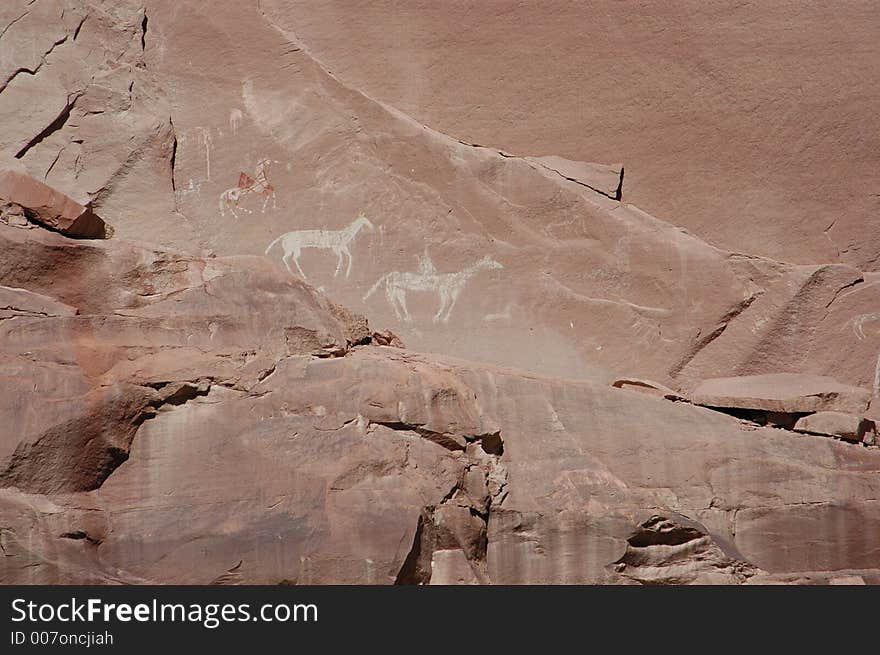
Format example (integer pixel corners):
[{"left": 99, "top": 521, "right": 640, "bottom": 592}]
[{"left": 265, "top": 214, "right": 374, "bottom": 279}]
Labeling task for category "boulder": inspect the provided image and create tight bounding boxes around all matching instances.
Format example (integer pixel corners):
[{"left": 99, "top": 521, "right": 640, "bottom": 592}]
[
  {"left": 690, "top": 373, "right": 871, "bottom": 415},
  {"left": 0, "top": 170, "right": 106, "bottom": 238},
  {"left": 793, "top": 412, "right": 877, "bottom": 444}
]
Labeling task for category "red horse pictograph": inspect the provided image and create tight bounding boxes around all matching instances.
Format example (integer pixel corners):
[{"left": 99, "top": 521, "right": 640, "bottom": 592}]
[{"left": 219, "top": 159, "right": 277, "bottom": 218}]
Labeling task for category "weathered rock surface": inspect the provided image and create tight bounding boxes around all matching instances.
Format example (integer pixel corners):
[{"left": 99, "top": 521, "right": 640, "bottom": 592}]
[
  {"left": 1, "top": 0, "right": 879, "bottom": 585},
  {"left": 4, "top": 302, "right": 880, "bottom": 583},
  {"left": 280, "top": 1, "right": 880, "bottom": 270}
]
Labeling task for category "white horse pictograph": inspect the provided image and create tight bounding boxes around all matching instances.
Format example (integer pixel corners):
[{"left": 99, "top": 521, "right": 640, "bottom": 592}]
[
  {"left": 364, "top": 251, "right": 503, "bottom": 323},
  {"left": 220, "top": 159, "right": 277, "bottom": 218},
  {"left": 265, "top": 214, "right": 375, "bottom": 279}
]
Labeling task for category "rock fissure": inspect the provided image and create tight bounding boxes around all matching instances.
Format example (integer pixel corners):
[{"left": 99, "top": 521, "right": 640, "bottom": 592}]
[
  {"left": 394, "top": 438, "right": 505, "bottom": 585},
  {"left": 669, "top": 291, "right": 761, "bottom": 377},
  {"left": 532, "top": 160, "right": 624, "bottom": 201},
  {"left": 0, "top": 34, "right": 69, "bottom": 95},
  {"left": 14, "top": 92, "right": 80, "bottom": 160}
]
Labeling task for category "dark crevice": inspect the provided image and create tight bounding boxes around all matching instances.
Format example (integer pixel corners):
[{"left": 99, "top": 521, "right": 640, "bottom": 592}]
[
  {"left": 257, "top": 363, "right": 276, "bottom": 382},
  {"left": 169, "top": 118, "right": 178, "bottom": 192},
  {"left": 539, "top": 162, "right": 624, "bottom": 201},
  {"left": 153, "top": 383, "right": 210, "bottom": 406},
  {"left": 392, "top": 435, "right": 504, "bottom": 584},
  {"left": 454, "top": 137, "right": 621, "bottom": 199},
  {"left": 455, "top": 138, "right": 515, "bottom": 158},
  {"left": 374, "top": 421, "right": 465, "bottom": 451},
  {"left": 60, "top": 530, "right": 101, "bottom": 546},
  {"left": 394, "top": 513, "right": 428, "bottom": 585},
  {"left": 669, "top": 291, "right": 760, "bottom": 376},
  {"left": 692, "top": 402, "right": 874, "bottom": 446},
  {"left": 44, "top": 147, "right": 64, "bottom": 178},
  {"left": 699, "top": 406, "right": 810, "bottom": 430},
  {"left": 138, "top": 381, "right": 211, "bottom": 407},
  {"left": 140, "top": 11, "right": 147, "bottom": 51},
  {"left": 825, "top": 276, "right": 864, "bottom": 309},
  {"left": 72, "top": 15, "right": 86, "bottom": 41},
  {"left": 626, "top": 515, "right": 704, "bottom": 548},
  {"left": 479, "top": 431, "right": 504, "bottom": 456},
  {"left": 373, "top": 420, "right": 503, "bottom": 455},
  {"left": 15, "top": 93, "right": 79, "bottom": 159}
]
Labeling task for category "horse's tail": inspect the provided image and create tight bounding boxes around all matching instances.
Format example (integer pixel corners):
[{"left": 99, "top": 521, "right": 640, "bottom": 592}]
[
  {"left": 264, "top": 233, "right": 285, "bottom": 255},
  {"left": 363, "top": 273, "right": 389, "bottom": 301}
]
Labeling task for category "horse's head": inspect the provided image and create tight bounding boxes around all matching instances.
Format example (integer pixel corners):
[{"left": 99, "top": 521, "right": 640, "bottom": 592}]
[{"left": 354, "top": 214, "right": 375, "bottom": 231}]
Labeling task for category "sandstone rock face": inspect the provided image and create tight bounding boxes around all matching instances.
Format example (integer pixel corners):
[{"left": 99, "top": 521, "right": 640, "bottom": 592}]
[
  {"left": 280, "top": 1, "right": 880, "bottom": 270},
  {"left": 1, "top": 1, "right": 879, "bottom": 585}
]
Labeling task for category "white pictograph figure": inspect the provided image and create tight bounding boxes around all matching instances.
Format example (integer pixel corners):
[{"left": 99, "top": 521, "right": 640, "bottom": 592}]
[
  {"left": 265, "top": 214, "right": 374, "bottom": 279},
  {"left": 229, "top": 109, "right": 243, "bottom": 136},
  {"left": 364, "top": 252, "right": 503, "bottom": 323},
  {"left": 416, "top": 246, "right": 437, "bottom": 277},
  {"left": 848, "top": 313, "right": 880, "bottom": 340},
  {"left": 220, "top": 159, "right": 277, "bottom": 218}
]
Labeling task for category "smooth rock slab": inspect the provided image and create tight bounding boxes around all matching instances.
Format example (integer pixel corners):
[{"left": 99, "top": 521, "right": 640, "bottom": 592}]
[{"left": 691, "top": 373, "right": 871, "bottom": 415}]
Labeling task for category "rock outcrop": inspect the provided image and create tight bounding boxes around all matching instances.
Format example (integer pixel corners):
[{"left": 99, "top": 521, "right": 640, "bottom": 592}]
[
  {"left": 691, "top": 373, "right": 872, "bottom": 415},
  {"left": 793, "top": 412, "right": 877, "bottom": 445},
  {"left": 0, "top": 169, "right": 106, "bottom": 238}
]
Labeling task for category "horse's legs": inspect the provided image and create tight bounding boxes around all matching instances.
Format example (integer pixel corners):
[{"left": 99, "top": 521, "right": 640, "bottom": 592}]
[
  {"left": 386, "top": 285, "right": 404, "bottom": 322},
  {"left": 443, "top": 288, "right": 462, "bottom": 322},
  {"left": 343, "top": 246, "right": 353, "bottom": 277},
  {"left": 398, "top": 290, "right": 413, "bottom": 322},
  {"left": 230, "top": 191, "right": 242, "bottom": 219},
  {"left": 433, "top": 289, "right": 448, "bottom": 323},
  {"left": 390, "top": 287, "right": 411, "bottom": 322},
  {"left": 281, "top": 249, "right": 295, "bottom": 276},
  {"left": 292, "top": 250, "right": 308, "bottom": 279},
  {"left": 333, "top": 248, "right": 344, "bottom": 277},
  {"left": 222, "top": 189, "right": 242, "bottom": 218}
]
